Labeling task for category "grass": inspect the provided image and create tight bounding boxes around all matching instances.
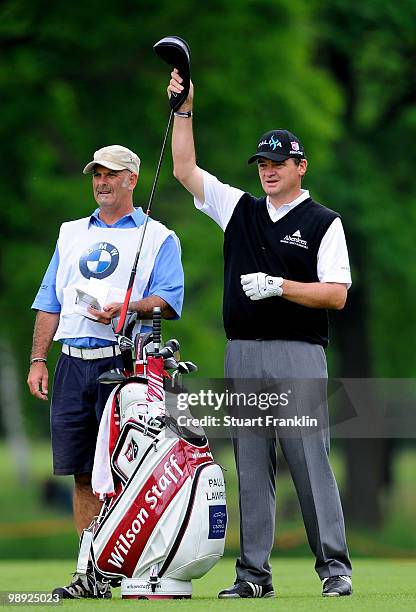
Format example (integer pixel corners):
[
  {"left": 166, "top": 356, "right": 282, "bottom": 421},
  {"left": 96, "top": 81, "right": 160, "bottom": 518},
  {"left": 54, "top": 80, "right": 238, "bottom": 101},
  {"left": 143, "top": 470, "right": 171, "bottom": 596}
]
[
  {"left": 1, "top": 442, "right": 416, "bottom": 559},
  {"left": 1, "top": 443, "right": 416, "bottom": 609},
  {"left": 0, "top": 558, "right": 415, "bottom": 611}
]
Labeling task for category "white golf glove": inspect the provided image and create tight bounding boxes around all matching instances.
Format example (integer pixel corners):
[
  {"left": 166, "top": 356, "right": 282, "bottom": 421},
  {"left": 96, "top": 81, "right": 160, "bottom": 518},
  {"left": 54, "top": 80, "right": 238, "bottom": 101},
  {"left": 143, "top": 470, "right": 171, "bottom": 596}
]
[{"left": 241, "top": 272, "right": 284, "bottom": 301}]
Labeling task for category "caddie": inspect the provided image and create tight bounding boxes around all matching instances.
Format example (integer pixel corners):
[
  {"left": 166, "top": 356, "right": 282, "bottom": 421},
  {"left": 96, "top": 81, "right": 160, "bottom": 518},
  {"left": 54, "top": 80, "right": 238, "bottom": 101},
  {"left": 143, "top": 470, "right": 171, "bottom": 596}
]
[
  {"left": 167, "top": 69, "right": 352, "bottom": 598},
  {"left": 27, "top": 144, "right": 184, "bottom": 599}
]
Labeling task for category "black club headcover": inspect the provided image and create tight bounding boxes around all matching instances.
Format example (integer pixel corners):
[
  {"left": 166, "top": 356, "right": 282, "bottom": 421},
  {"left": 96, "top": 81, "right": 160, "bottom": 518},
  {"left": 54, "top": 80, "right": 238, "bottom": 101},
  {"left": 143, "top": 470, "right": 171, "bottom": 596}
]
[{"left": 154, "top": 36, "right": 191, "bottom": 111}]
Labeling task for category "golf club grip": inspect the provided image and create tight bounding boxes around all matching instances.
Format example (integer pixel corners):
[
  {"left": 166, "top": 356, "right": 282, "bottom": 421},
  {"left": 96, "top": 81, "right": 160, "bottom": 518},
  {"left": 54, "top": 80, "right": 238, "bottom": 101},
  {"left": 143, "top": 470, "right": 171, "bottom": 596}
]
[
  {"left": 153, "top": 307, "right": 162, "bottom": 349},
  {"left": 115, "top": 283, "right": 134, "bottom": 335}
]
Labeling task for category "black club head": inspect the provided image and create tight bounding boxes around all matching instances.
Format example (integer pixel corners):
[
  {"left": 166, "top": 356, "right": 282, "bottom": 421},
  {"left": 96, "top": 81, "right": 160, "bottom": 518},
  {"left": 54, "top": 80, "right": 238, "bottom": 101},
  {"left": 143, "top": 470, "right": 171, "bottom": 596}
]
[
  {"left": 164, "top": 357, "right": 179, "bottom": 370},
  {"left": 164, "top": 338, "right": 180, "bottom": 353},
  {"left": 154, "top": 36, "right": 191, "bottom": 111},
  {"left": 159, "top": 346, "right": 175, "bottom": 358},
  {"left": 97, "top": 368, "right": 126, "bottom": 384}
]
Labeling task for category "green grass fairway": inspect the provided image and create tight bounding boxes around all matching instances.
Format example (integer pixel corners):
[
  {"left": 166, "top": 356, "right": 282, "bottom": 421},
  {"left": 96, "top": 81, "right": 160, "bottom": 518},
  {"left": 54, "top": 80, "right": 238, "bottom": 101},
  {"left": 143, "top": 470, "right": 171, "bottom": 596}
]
[{"left": 0, "top": 558, "right": 415, "bottom": 611}]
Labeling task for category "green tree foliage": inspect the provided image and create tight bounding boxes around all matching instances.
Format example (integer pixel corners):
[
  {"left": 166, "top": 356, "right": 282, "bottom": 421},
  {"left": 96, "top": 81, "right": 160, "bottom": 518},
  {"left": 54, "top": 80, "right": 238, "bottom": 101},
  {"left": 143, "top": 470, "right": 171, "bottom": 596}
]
[
  {"left": 0, "top": 0, "right": 340, "bottom": 384},
  {"left": 314, "top": 0, "right": 416, "bottom": 525},
  {"left": 315, "top": 0, "right": 416, "bottom": 376}
]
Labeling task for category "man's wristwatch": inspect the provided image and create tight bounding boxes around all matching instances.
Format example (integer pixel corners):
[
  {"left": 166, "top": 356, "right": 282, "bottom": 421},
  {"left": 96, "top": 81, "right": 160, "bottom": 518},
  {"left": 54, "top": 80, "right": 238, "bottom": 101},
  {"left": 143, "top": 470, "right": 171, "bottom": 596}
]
[{"left": 174, "top": 110, "right": 193, "bottom": 118}]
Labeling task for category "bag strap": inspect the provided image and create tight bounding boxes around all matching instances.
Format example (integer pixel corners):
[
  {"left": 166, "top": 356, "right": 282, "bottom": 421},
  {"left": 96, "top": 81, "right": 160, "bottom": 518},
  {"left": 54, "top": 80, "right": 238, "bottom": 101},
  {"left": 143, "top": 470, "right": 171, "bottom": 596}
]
[{"left": 76, "top": 529, "right": 94, "bottom": 575}]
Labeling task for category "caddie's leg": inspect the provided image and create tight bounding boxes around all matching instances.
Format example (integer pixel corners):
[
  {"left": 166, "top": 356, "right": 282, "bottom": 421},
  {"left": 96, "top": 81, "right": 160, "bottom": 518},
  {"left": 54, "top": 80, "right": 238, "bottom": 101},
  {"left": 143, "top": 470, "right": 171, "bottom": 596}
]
[
  {"left": 51, "top": 352, "right": 122, "bottom": 600},
  {"left": 74, "top": 473, "right": 102, "bottom": 535},
  {"left": 51, "top": 352, "right": 124, "bottom": 536}
]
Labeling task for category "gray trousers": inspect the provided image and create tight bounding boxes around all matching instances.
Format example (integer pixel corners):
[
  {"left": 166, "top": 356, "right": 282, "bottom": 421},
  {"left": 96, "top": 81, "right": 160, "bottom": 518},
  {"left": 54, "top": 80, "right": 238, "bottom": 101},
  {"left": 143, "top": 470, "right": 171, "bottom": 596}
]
[{"left": 225, "top": 339, "right": 351, "bottom": 585}]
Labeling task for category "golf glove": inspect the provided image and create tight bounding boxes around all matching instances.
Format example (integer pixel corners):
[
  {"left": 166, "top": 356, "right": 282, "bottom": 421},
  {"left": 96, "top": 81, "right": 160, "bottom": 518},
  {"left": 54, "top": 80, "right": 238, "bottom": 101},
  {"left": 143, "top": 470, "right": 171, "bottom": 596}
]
[{"left": 241, "top": 272, "right": 284, "bottom": 301}]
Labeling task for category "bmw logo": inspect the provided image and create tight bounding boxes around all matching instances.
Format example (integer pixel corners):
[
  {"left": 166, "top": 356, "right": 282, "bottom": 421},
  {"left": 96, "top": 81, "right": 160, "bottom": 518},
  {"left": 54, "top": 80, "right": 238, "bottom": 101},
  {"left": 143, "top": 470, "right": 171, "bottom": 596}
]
[{"left": 79, "top": 242, "right": 119, "bottom": 279}]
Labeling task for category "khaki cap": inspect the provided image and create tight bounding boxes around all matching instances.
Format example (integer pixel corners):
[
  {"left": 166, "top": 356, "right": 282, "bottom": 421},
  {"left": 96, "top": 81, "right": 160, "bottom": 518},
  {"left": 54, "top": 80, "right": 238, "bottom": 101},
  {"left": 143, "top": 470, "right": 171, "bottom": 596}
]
[{"left": 83, "top": 145, "right": 140, "bottom": 175}]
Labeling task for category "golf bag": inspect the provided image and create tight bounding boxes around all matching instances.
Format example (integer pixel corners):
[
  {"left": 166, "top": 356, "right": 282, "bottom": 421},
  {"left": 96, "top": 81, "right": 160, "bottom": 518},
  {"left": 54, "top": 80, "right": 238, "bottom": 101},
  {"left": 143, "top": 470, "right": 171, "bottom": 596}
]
[{"left": 75, "top": 313, "right": 227, "bottom": 599}]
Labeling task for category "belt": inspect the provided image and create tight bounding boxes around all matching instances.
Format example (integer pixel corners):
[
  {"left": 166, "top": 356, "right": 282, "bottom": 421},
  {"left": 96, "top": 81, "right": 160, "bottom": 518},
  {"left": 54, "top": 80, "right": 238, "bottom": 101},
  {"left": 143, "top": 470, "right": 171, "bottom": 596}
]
[{"left": 62, "top": 344, "right": 121, "bottom": 360}]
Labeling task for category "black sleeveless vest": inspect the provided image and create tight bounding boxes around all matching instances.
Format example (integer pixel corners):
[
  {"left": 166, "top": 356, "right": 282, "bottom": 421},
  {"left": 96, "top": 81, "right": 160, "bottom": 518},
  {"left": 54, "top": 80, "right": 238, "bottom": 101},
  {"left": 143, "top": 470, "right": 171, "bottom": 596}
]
[{"left": 223, "top": 194, "right": 339, "bottom": 347}]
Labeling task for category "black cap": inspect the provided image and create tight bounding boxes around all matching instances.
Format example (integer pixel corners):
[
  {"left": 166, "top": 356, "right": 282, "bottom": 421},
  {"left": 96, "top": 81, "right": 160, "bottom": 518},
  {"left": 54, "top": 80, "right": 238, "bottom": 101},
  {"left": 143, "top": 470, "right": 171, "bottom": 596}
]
[{"left": 247, "top": 129, "right": 306, "bottom": 164}]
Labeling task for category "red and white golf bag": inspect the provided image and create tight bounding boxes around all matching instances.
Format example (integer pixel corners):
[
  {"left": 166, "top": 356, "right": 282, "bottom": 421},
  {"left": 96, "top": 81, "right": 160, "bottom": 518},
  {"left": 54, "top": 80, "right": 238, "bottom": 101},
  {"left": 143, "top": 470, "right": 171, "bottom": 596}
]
[{"left": 76, "top": 342, "right": 227, "bottom": 599}]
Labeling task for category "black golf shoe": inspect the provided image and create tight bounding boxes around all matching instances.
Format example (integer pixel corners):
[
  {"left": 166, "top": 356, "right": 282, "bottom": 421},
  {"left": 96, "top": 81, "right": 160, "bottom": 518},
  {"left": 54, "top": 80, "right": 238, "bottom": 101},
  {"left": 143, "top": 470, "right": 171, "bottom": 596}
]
[
  {"left": 322, "top": 575, "right": 352, "bottom": 597},
  {"left": 218, "top": 580, "right": 275, "bottom": 599},
  {"left": 52, "top": 572, "right": 112, "bottom": 599}
]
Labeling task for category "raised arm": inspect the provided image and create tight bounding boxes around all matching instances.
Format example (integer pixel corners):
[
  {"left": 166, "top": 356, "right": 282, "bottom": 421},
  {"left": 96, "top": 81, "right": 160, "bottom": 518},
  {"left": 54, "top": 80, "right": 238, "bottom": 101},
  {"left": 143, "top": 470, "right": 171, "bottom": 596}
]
[{"left": 168, "top": 69, "right": 204, "bottom": 203}]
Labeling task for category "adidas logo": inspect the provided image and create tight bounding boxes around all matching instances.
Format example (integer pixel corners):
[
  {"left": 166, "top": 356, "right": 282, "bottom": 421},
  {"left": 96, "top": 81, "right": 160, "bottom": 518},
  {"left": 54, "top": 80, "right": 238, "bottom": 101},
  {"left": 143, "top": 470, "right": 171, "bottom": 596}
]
[{"left": 280, "top": 229, "right": 308, "bottom": 249}]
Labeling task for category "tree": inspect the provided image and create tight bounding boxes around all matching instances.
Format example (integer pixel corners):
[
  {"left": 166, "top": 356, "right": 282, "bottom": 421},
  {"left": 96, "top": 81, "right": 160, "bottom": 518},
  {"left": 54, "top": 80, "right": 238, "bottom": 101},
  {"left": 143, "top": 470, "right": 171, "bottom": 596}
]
[
  {"left": 316, "top": 0, "right": 416, "bottom": 524},
  {"left": 1, "top": 0, "right": 341, "bottom": 424}
]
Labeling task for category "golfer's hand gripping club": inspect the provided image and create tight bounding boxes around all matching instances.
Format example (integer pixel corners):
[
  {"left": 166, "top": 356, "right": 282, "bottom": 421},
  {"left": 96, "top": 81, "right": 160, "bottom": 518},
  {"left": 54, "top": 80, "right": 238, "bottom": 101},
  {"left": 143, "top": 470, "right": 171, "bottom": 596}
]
[{"left": 168, "top": 69, "right": 193, "bottom": 112}]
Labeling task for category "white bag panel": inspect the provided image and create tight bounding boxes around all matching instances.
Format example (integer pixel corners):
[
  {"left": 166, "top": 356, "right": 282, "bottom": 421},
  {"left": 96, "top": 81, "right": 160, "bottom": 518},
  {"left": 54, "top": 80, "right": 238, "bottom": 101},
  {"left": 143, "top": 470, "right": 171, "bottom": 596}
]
[
  {"left": 132, "top": 477, "right": 192, "bottom": 577},
  {"left": 166, "top": 555, "right": 222, "bottom": 582},
  {"left": 93, "top": 436, "right": 177, "bottom": 565},
  {"left": 118, "top": 383, "right": 148, "bottom": 427},
  {"left": 164, "top": 463, "right": 227, "bottom": 580},
  {"left": 113, "top": 426, "right": 157, "bottom": 482}
]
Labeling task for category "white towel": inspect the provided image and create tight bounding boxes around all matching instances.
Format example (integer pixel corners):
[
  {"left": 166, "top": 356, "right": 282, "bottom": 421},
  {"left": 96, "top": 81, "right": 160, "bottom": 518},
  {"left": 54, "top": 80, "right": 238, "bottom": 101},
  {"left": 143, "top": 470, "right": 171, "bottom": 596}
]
[
  {"left": 92, "top": 387, "right": 120, "bottom": 500},
  {"left": 92, "top": 357, "right": 166, "bottom": 500}
]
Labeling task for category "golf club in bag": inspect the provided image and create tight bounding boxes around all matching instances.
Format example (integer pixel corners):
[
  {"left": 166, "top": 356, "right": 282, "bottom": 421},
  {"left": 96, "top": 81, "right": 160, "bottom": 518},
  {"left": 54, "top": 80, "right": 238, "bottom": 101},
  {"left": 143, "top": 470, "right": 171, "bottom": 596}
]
[{"left": 72, "top": 307, "right": 226, "bottom": 600}]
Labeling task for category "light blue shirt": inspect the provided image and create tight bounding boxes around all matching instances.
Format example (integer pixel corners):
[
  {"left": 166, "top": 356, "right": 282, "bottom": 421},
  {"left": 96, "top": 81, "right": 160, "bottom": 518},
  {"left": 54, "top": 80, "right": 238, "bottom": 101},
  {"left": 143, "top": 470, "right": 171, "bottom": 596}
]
[{"left": 32, "top": 207, "right": 184, "bottom": 348}]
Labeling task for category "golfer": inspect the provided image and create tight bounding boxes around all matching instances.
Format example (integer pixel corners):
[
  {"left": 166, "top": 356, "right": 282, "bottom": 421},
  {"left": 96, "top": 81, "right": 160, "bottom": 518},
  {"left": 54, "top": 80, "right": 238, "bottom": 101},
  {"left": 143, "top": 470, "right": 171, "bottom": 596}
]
[
  {"left": 167, "top": 70, "right": 352, "bottom": 598},
  {"left": 27, "top": 145, "right": 184, "bottom": 598}
]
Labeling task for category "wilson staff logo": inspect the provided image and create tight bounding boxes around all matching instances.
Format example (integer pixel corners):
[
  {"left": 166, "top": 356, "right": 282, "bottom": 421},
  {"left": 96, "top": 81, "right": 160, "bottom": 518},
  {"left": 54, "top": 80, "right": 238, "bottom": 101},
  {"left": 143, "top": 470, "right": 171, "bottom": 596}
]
[{"left": 124, "top": 440, "right": 139, "bottom": 463}]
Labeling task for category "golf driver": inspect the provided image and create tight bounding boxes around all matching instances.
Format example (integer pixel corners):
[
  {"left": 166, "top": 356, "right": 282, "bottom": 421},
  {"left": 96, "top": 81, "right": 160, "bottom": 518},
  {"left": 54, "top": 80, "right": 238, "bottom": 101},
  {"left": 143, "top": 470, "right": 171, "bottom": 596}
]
[
  {"left": 115, "top": 36, "right": 191, "bottom": 337},
  {"left": 154, "top": 36, "right": 191, "bottom": 111}
]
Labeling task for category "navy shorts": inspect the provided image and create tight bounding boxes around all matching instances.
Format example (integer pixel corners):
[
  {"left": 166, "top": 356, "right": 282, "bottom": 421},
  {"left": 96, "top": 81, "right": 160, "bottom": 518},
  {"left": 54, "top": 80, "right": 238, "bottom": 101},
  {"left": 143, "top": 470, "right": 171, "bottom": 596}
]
[{"left": 51, "top": 352, "right": 124, "bottom": 475}]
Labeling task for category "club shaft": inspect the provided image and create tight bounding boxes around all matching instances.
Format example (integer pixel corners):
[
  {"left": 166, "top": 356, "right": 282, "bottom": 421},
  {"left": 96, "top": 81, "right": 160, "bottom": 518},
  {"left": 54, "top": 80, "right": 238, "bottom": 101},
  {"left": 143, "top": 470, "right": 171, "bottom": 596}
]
[{"left": 116, "top": 109, "right": 174, "bottom": 335}]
